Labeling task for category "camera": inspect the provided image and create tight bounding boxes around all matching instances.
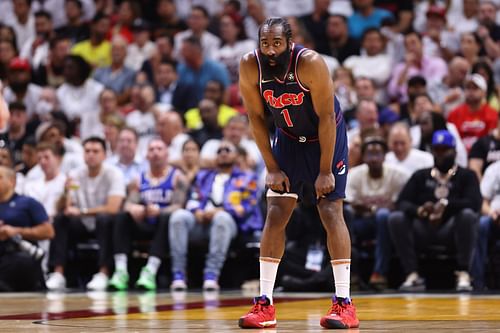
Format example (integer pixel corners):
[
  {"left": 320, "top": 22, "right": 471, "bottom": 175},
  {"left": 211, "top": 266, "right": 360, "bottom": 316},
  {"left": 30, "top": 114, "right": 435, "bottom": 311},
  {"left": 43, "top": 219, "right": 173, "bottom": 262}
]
[{"left": 11, "top": 234, "right": 45, "bottom": 260}]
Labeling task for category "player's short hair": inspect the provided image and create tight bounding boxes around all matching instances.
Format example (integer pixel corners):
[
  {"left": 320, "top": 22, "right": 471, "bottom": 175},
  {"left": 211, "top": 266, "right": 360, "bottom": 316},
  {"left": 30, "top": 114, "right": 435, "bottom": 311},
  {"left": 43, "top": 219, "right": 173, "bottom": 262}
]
[{"left": 259, "top": 17, "right": 292, "bottom": 42}]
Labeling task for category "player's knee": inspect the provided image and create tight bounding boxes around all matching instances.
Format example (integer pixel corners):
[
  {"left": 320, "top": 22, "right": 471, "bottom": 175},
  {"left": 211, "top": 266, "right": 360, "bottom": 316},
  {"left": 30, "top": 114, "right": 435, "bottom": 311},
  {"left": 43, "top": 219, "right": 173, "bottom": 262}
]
[{"left": 266, "top": 203, "right": 291, "bottom": 229}]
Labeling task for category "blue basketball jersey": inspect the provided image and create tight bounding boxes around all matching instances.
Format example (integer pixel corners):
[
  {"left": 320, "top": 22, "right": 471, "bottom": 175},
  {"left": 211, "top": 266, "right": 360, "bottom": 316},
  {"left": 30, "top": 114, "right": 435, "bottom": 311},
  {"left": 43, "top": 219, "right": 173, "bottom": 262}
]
[
  {"left": 139, "top": 167, "right": 177, "bottom": 208},
  {"left": 255, "top": 44, "right": 326, "bottom": 139}
]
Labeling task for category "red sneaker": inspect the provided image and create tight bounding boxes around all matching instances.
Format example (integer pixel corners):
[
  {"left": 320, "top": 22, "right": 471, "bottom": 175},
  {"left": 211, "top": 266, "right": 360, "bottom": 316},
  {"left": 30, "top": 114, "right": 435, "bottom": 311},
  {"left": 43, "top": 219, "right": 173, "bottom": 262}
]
[
  {"left": 238, "top": 295, "right": 277, "bottom": 328},
  {"left": 320, "top": 296, "right": 360, "bottom": 329}
]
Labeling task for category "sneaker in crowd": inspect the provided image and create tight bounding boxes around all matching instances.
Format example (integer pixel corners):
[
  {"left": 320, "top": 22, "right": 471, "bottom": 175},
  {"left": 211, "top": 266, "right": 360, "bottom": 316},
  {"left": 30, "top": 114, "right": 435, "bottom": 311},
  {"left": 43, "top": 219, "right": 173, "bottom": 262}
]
[
  {"left": 238, "top": 295, "right": 277, "bottom": 329},
  {"left": 320, "top": 295, "right": 360, "bottom": 329},
  {"left": 456, "top": 271, "right": 473, "bottom": 292},
  {"left": 109, "top": 269, "right": 129, "bottom": 291},
  {"left": 86, "top": 272, "right": 109, "bottom": 291},
  {"left": 46, "top": 272, "right": 66, "bottom": 291},
  {"left": 202, "top": 272, "right": 220, "bottom": 291},
  {"left": 170, "top": 271, "right": 187, "bottom": 291},
  {"left": 399, "top": 272, "right": 426, "bottom": 292},
  {"left": 136, "top": 267, "right": 157, "bottom": 291}
]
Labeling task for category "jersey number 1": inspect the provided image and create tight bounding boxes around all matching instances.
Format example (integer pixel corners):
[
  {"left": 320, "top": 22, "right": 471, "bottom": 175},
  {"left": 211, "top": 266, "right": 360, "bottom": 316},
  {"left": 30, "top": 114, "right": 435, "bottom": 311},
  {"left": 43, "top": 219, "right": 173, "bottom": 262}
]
[{"left": 281, "top": 109, "right": 294, "bottom": 127}]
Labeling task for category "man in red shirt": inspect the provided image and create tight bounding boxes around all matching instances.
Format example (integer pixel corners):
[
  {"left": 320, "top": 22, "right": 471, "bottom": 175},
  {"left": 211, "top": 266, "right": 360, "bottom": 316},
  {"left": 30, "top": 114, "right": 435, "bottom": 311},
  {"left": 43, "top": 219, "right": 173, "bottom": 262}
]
[{"left": 447, "top": 74, "right": 498, "bottom": 151}]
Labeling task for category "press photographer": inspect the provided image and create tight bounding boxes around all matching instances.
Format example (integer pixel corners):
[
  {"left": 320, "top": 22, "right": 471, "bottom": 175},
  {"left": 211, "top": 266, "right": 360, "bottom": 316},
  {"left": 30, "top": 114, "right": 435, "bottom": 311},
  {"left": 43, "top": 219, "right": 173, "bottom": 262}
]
[{"left": 0, "top": 166, "right": 54, "bottom": 291}]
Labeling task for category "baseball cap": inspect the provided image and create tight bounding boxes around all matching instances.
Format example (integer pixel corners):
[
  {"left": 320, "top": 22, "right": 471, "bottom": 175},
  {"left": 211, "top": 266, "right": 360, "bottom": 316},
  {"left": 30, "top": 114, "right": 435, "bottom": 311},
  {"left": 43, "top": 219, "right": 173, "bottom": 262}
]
[
  {"left": 432, "top": 130, "right": 456, "bottom": 148},
  {"left": 426, "top": 5, "right": 446, "bottom": 19},
  {"left": 9, "top": 57, "right": 30, "bottom": 71},
  {"left": 465, "top": 73, "right": 487, "bottom": 92}
]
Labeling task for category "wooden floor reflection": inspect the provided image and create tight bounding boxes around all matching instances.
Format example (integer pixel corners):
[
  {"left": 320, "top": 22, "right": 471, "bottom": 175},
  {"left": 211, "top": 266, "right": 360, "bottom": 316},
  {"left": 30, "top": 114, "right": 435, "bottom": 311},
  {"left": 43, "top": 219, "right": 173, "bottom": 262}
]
[{"left": 0, "top": 291, "right": 499, "bottom": 332}]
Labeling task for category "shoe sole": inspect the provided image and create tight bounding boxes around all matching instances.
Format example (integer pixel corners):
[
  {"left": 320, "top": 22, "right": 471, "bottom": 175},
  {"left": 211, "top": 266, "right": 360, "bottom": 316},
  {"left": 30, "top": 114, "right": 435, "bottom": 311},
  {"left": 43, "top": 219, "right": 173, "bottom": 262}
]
[
  {"left": 320, "top": 318, "right": 359, "bottom": 329},
  {"left": 238, "top": 318, "right": 277, "bottom": 329}
]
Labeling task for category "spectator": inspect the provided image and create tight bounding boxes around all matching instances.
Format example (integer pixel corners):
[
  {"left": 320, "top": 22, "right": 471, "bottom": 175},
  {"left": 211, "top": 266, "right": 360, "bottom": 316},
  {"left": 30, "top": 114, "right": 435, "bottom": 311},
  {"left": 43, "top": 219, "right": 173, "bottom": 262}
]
[
  {"left": 139, "top": 34, "right": 175, "bottom": 85},
  {"left": 447, "top": 73, "right": 498, "bottom": 151},
  {"left": 332, "top": 66, "right": 358, "bottom": 112},
  {"left": 152, "top": 0, "right": 187, "bottom": 39},
  {"left": 173, "top": 5, "right": 221, "bottom": 61},
  {"left": 299, "top": 0, "right": 330, "bottom": 53},
  {"left": 471, "top": 159, "right": 500, "bottom": 290},
  {"left": 32, "top": 36, "right": 71, "bottom": 88},
  {"left": 125, "top": 19, "right": 156, "bottom": 72},
  {"left": 428, "top": 56, "right": 470, "bottom": 116},
  {"left": 0, "top": 40, "right": 18, "bottom": 81},
  {"left": 71, "top": 13, "right": 112, "bottom": 68},
  {"left": 168, "top": 140, "right": 262, "bottom": 290},
  {"left": 55, "top": 0, "right": 90, "bottom": 44},
  {"left": 17, "top": 136, "right": 38, "bottom": 178},
  {"left": 388, "top": 130, "right": 481, "bottom": 292},
  {"left": 56, "top": 55, "right": 105, "bottom": 139},
  {"left": 108, "top": 127, "right": 144, "bottom": 187},
  {"left": 19, "top": 10, "right": 54, "bottom": 70},
  {"left": 347, "top": 0, "right": 393, "bottom": 41},
  {"left": 0, "top": 165, "right": 54, "bottom": 291},
  {"left": 397, "top": 75, "right": 427, "bottom": 126},
  {"left": 447, "top": 0, "right": 479, "bottom": 34},
  {"left": 343, "top": 28, "right": 392, "bottom": 87},
  {"left": 185, "top": 80, "right": 237, "bottom": 130},
  {"left": 176, "top": 36, "right": 230, "bottom": 105},
  {"left": 320, "top": 14, "right": 360, "bottom": 63},
  {"left": 346, "top": 135, "right": 409, "bottom": 289},
  {"left": 388, "top": 31, "right": 448, "bottom": 103},
  {"left": 478, "top": 1, "right": 500, "bottom": 43},
  {"left": 188, "top": 99, "right": 224, "bottom": 147},
  {"left": 421, "top": 5, "right": 460, "bottom": 60},
  {"left": 347, "top": 99, "right": 380, "bottom": 147},
  {"left": 45, "top": 137, "right": 125, "bottom": 291},
  {"left": 459, "top": 32, "right": 483, "bottom": 66},
  {"left": 93, "top": 36, "right": 136, "bottom": 103},
  {"left": 3, "top": 57, "right": 43, "bottom": 119},
  {"left": 102, "top": 113, "right": 125, "bottom": 158},
  {"left": 0, "top": 102, "right": 29, "bottom": 166},
  {"left": 469, "top": 116, "right": 500, "bottom": 181},
  {"left": 108, "top": 0, "right": 140, "bottom": 44},
  {"left": 155, "top": 111, "right": 190, "bottom": 164},
  {"left": 108, "top": 138, "right": 188, "bottom": 291},
  {"left": 472, "top": 59, "right": 500, "bottom": 110},
  {"left": 172, "top": 138, "right": 201, "bottom": 186},
  {"left": 3, "top": 0, "right": 35, "bottom": 51},
  {"left": 153, "top": 59, "right": 193, "bottom": 113},
  {"left": 385, "top": 122, "right": 434, "bottom": 175},
  {"left": 374, "top": 0, "right": 413, "bottom": 34},
  {"left": 99, "top": 89, "right": 120, "bottom": 122}
]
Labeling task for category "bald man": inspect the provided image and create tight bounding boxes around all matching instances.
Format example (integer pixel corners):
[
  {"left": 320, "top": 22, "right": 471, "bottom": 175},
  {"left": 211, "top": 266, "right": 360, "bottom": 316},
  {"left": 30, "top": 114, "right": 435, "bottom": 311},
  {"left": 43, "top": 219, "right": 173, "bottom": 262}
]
[
  {"left": 155, "top": 111, "right": 190, "bottom": 162},
  {"left": 385, "top": 123, "right": 434, "bottom": 175},
  {"left": 0, "top": 166, "right": 54, "bottom": 291}
]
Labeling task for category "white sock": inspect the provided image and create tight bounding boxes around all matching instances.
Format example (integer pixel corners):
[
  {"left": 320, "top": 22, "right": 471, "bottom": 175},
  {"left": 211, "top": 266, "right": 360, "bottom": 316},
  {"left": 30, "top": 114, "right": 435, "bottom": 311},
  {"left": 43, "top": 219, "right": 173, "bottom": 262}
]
[
  {"left": 145, "top": 256, "right": 161, "bottom": 275},
  {"left": 331, "top": 259, "right": 351, "bottom": 299},
  {"left": 260, "top": 257, "right": 280, "bottom": 304},
  {"left": 114, "top": 253, "right": 128, "bottom": 272}
]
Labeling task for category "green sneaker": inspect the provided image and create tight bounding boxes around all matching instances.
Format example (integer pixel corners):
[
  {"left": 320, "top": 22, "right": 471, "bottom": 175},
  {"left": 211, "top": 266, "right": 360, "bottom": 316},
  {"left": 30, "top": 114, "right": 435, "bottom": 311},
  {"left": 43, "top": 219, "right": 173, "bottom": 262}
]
[
  {"left": 109, "top": 269, "right": 129, "bottom": 290},
  {"left": 136, "top": 267, "right": 157, "bottom": 290}
]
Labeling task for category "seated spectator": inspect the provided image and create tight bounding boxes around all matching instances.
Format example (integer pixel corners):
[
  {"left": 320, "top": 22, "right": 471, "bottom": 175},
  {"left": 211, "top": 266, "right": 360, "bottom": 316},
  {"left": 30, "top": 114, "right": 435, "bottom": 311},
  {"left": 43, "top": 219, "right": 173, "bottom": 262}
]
[
  {"left": 343, "top": 28, "right": 392, "bottom": 87},
  {"left": 108, "top": 138, "right": 188, "bottom": 291},
  {"left": 388, "top": 130, "right": 482, "bottom": 292},
  {"left": 188, "top": 99, "right": 224, "bottom": 147},
  {"left": 170, "top": 138, "right": 201, "bottom": 186},
  {"left": 0, "top": 143, "right": 24, "bottom": 193},
  {"left": 347, "top": 99, "right": 380, "bottom": 147},
  {"left": 71, "top": 13, "right": 112, "bottom": 68},
  {"left": 168, "top": 140, "right": 262, "bottom": 290},
  {"left": 45, "top": 137, "right": 125, "bottom": 291},
  {"left": 125, "top": 19, "right": 156, "bottom": 72},
  {"left": 155, "top": 112, "right": 190, "bottom": 163},
  {"left": 56, "top": 55, "right": 105, "bottom": 139},
  {"left": 469, "top": 116, "right": 500, "bottom": 181},
  {"left": 200, "top": 115, "right": 262, "bottom": 170},
  {"left": 346, "top": 135, "right": 409, "bottom": 289},
  {"left": 447, "top": 74, "right": 498, "bottom": 151},
  {"left": 0, "top": 165, "right": 54, "bottom": 291},
  {"left": 421, "top": 5, "right": 460, "bottom": 59},
  {"left": 32, "top": 36, "right": 71, "bottom": 88},
  {"left": 385, "top": 122, "right": 434, "bottom": 175},
  {"left": 332, "top": 66, "right": 358, "bottom": 112},
  {"left": 103, "top": 113, "right": 125, "bottom": 158},
  {"left": 108, "top": 127, "right": 144, "bottom": 188},
  {"left": 471, "top": 159, "right": 500, "bottom": 290},
  {"left": 185, "top": 80, "right": 238, "bottom": 130},
  {"left": 0, "top": 102, "right": 29, "bottom": 167},
  {"left": 153, "top": 59, "right": 193, "bottom": 113},
  {"left": 388, "top": 31, "right": 447, "bottom": 103},
  {"left": 472, "top": 60, "right": 500, "bottom": 111},
  {"left": 20, "top": 10, "right": 54, "bottom": 70},
  {"left": 93, "top": 36, "right": 136, "bottom": 104},
  {"left": 321, "top": 14, "right": 360, "bottom": 63},
  {"left": 347, "top": 0, "right": 393, "bottom": 41},
  {"left": 411, "top": 111, "right": 468, "bottom": 168},
  {"left": 54, "top": 0, "right": 90, "bottom": 44}
]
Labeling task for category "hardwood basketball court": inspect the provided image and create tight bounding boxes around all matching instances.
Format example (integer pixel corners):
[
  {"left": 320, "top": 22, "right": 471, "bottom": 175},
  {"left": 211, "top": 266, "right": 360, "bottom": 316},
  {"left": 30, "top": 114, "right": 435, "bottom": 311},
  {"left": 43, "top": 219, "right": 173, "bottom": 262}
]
[{"left": 1, "top": 291, "right": 499, "bottom": 332}]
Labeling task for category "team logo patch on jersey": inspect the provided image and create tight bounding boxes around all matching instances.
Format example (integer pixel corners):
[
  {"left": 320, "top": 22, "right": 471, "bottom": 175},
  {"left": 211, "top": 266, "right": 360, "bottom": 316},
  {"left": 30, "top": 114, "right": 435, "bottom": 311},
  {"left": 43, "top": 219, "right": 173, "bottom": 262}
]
[
  {"left": 287, "top": 72, "right": 295, "bottom": 81},
  {"left": 336, "top": 160, "right": 346, "bottom": 175}
]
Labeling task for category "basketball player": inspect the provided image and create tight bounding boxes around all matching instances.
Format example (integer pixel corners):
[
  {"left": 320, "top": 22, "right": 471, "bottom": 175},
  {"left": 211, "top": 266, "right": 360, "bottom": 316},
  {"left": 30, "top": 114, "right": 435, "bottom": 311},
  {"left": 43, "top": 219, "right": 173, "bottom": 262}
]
[{"left": 238, "top": 17, "right": 359, "bottom": 329}]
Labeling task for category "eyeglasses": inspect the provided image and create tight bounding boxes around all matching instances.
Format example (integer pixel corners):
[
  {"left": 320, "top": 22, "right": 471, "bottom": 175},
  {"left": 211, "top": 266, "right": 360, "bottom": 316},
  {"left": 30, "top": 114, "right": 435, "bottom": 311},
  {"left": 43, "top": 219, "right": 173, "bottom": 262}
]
[{"left": 217, "top": 147, "right": 234, "bottom": 154}]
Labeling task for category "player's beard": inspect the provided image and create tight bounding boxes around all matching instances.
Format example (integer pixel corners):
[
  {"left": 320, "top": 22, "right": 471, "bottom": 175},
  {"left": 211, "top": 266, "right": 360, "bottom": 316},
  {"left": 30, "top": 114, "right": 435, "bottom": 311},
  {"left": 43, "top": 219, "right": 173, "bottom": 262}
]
[{"left": 261, "top": 48, "right": 291, "bottom": 79}]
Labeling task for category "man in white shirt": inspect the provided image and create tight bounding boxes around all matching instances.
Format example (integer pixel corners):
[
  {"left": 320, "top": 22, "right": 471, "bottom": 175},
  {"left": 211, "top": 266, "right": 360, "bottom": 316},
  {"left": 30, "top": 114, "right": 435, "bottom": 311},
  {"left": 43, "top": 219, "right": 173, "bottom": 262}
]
[
  {"left": 3, "top": 0, "right": 35, "bottom": 50},
  {"left": 45, "top": 137, "right": 125, "bottom": 291},
  {"left": 385, "top": 122, "right": 434, "bottom": 175}
]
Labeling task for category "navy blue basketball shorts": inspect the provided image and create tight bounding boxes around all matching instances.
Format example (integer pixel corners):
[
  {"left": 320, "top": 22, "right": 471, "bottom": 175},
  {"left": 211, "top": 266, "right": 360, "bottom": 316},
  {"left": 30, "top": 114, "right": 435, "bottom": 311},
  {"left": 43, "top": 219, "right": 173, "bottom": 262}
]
[{"left": 268, "top": 113, "right": 348, "bottom": 204}]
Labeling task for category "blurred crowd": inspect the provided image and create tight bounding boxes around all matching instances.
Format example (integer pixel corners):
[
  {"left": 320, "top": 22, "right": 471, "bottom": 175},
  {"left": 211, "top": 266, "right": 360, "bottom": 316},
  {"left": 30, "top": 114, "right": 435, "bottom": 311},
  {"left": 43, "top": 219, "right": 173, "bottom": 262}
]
[{"left": 0, "top": 0, "right": 499, "bottom": 293}]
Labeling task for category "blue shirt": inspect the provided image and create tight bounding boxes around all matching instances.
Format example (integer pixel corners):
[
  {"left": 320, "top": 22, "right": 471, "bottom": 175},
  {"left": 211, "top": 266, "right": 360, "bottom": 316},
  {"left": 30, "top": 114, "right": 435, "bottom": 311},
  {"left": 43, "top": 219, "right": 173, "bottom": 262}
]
[
  {"left": 348, "top": 9, "right": 393, "bottom": 40},
  {"left": 0, "top": 194, "right": 49, "bottom": 228},
  {"left": 177, "top": 59, "right": 230, "bottom": 104},
  {"left": 93, "top": 66, "right": 136, "bottom": 94}
]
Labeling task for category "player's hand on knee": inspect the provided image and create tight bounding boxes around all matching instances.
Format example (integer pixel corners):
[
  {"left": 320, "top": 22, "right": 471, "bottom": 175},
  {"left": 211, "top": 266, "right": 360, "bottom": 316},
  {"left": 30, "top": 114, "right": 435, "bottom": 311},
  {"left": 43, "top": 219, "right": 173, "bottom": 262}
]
[
  {"left": 266, "top": 170, "right": 290, "bottom": 193},
  {"left": 315, "top": 172, "right": 335, "bottom": 199}
]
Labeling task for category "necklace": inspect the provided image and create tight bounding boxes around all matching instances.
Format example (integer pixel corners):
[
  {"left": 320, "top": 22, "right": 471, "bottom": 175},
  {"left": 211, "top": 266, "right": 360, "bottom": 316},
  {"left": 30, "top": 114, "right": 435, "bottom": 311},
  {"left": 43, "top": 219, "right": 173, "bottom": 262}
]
[{"left": 430, "top": 165, "right": 457, "bottom": 199}]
